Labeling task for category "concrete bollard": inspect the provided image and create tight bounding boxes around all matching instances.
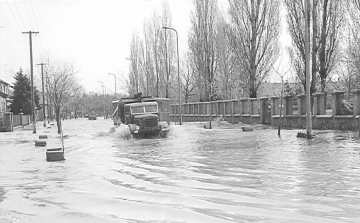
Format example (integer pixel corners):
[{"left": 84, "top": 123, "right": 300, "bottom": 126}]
[
  {"left": 242, "top": 126, "right": 253, "bottom": 132},
  {"left": 39, "top": 135, "right": 48, "bottom": 139},
  {"left": 46, "top": 148, "right": 65, "bottom": 162},
  {"left": 35, "top": 140, "right": 47, "bottom": 147},
  {"left": 297, "top": 132, "right": 315, "bottom": 138}
]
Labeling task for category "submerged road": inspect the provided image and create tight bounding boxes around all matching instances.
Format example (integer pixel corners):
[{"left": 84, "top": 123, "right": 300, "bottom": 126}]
[{"left": 1, "top": 118, "right": 360, "bottom": 222}]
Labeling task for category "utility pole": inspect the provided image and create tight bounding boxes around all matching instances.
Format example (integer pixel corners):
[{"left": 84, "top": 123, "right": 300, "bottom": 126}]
[
  {"left": 37, "top": 63, "right": 46, "bottom": 127},
  {"left": 23, "top": 31, "right": 39, "bottom": 134},
  {"left": 304, "top": 0, "right": 312, "bottom": 139}
]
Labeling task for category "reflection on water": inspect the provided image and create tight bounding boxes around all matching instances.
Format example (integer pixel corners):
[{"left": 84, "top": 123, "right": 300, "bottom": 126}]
[{"left": 1, "top": 119, "right": 360, "bottom": 223}]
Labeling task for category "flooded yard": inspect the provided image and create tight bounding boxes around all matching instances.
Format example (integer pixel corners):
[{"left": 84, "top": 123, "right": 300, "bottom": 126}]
[{"left": 1, "top": 119, "right": 360, "bottom": 222}]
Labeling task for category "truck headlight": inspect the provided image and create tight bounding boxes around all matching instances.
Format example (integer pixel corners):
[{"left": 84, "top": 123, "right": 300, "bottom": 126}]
[{"left": 135, "top": 126, "right": 140, "bottom": 130}]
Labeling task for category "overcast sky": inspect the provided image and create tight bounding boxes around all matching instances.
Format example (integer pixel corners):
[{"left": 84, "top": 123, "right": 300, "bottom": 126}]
[{"left": 0, "top": 0, "right": 289, "bottom": 94}]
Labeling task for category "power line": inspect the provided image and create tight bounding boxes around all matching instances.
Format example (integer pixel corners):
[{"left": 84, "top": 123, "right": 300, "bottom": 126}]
[
  {"left": 29, "top": 0, "right": 44, "bottom": 53},
  {"left": 13, "top": 0, "right": 27, "bottom": 30},
  {"left": 5, "top": 0, "right": 23, "bottom": 31},
  {"left": 23, "top": 1, "right": 35, "bottom": 30},
  {"left": 30, "top": 0, "right": 40, "bottom": 31}
]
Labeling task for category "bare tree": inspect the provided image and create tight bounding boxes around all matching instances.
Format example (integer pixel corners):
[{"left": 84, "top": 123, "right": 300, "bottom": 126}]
[
  {"left": 144, "top": 20, "right": 156, "bottom": 96},
  {"left": 284, "top": 1, "right": 308, "bottom": 93},
  {"left": 45, "top": 59, "right": 78, "bottom": 134},
  {"left": 285, "top": 0, "right": 344, "bottom": 94},
  {"left": 68, "top": 84, "right": 84, "bottom": 119},
  {"left": 139, "top": 3, "right": 176, "bottom": 98},
  {"left": 228, "top": 0, "right": 280, "bottom": 98},
  {"left": 335, "top": 27, "right": 360, "bottom": 98},
  {"left": 160, "top": 1, "right": 175, "bottom": 98},
  {"left": 189, "top": 0, "right": 219, "bottom": 101},
  {"left": 346, "top": 0, "right": 360, "bottom": 75},
  {"left": 151, "top": 11, "right": 162, "bottom": 97},
  {"left": 181, "top": 53, "right": 196, "bottom": 103},
  {"left": 272, "top": 56, "right": 292, "bottom": 137},
  {"left": 216, "top": 10, "right": 236, "bottom": 100},
  {"left": 318, "top": 0, "right": 345, "bottom": 92},
  {"left": 128, "top": 32, "right": 142, "bottom": 95}
]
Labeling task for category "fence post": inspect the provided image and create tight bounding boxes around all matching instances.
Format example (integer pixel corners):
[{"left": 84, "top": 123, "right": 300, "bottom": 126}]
[
  {"left": 284, "top": 96, "right": 294, "bottom": 116},
  {"left": 352, "top": 90, "right": 360, "bottom": 117},
  {"left": 260, "top": 97, "right": 269, "bottom": 124},
  {"left": 271, "top": 97, "right": 279, "bottom": 116},
  {"left": 20, "top": 113, "right": 24, "bottom": 127},
  {"left": 313, "top": 93, "right": 326, "bottom": 116},
  {"left": 332, "top": 91, "right": 345, "bottom": 116},
  {"left": 297, "top": 94, "right": 306, "bottom": 116}
]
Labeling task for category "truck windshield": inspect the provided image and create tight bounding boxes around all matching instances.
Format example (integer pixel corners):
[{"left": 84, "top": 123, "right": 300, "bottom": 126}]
[
  {"left": 145, "top": 105, "right": 158, "bottom": 113},
  {"left": 131, "top": 106, "right": 145, "bottom": 114}
]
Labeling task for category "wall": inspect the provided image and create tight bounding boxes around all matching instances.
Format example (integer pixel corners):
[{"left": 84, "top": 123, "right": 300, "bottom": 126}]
[
  {"left": 170, "top": 91, "right": 360, "bottom": 131},
  {"left": 0, "top": 113, "right": 31, "bottom": 132},
  {"left": 0, "top": 97, "right": 6, "bottom": 131}
]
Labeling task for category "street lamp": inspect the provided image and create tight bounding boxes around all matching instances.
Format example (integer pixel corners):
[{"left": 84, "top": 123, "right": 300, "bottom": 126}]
[
  {"left": 108, "top": 73, "right": 117, "bottom": 95},
  {"left": 162, "top": 26, "right": 182, "bottom": 125}
]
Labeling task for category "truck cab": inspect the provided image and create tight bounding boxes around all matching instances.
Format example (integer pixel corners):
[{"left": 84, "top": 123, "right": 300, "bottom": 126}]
[{"left": 112, "top": 94, "right": 170, "bottom": 137}]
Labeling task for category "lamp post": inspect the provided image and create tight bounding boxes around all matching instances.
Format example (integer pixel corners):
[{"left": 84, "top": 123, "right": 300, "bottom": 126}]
[
  {"left": 162, "top": 26, "right": 182, "bottom": 125},
  {"left": 108, "top": 73, "right": 117, "bottom": 96},
  {"left": 97, "top": 81, "right": 106, "bottom": 119}
]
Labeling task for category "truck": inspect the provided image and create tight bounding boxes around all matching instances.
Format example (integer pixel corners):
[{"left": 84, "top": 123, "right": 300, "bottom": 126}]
[
  {"left": 111, "top": 93, "right": 170, "bottom": 137},
  {"left": 88, "top": 111, "right": 97, "bottom": 120}
]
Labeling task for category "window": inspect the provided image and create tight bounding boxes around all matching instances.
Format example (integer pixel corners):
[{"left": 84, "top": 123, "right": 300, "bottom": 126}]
[
  {"left": 124, "top": 106, "right": 131, "bottom": 114},
  {"left": 131, "top": 106, "right": 145, "bottom": 114},
  {"left": 145, "top": 105, "right": 158, "bottom": 113}
]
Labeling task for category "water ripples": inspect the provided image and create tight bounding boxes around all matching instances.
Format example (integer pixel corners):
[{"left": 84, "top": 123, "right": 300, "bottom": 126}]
[{"left": 1, "top": 119, "right": 360, "bottom": 222}]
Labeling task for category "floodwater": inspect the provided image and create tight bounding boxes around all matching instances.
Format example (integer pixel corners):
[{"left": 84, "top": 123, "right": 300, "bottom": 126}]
[{"left": 1, "top": 119, "right": 360, "bottom": 223}]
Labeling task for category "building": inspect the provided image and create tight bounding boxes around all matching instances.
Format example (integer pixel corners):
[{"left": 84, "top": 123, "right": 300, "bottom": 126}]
[{"left": 0, "top": 79, "right": 10, "bottom": 131}]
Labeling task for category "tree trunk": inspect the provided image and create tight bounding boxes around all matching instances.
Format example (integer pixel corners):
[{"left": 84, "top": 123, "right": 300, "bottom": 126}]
[
  {"left": 320, "top": 78, "right": 326, "bottom": 92},
  {"left": 55, "top": 107, "right": 61, "bottom": 134},
  {"left": 250, "top": 84, "right": 257, "bottom": 98},
  {"left": 249, "top": 0, "right": 257, "bottom": 99},
  {"left": 311, "top": 0, "right": 318, "bottom": 95},
  {"left": 319, "top": 0, "right": 329, "bottom": 93}
]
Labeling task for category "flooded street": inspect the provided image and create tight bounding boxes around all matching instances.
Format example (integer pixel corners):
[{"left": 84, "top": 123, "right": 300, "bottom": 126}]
[{"left": 1, "top": 119, "right": 360, "bottom": 223}]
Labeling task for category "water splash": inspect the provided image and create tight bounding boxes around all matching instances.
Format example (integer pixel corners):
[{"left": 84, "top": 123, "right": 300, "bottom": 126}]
[{"left": 111, "top": 124, "right": 132, "bottom": 139}]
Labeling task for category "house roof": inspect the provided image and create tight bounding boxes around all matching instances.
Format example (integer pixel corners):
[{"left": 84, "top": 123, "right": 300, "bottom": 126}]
[
  {"left": 0, "top": 79, "right": 10, "bottom": 86},
  {"left": 257, "top": 82, "right": 299, "bottom": 97}
]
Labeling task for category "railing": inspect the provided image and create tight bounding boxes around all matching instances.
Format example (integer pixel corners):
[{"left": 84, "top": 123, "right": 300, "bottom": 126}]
[{"left": 170, "top": 90, "right": 360, "bottom": 131}]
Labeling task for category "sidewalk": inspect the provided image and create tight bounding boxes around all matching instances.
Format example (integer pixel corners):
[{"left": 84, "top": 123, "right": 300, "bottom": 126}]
[{"left": 10, "top": 122, "right": 63, "bottom": 149}]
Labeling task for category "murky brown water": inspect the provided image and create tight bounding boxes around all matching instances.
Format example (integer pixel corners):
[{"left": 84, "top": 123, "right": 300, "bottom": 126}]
[{"left": 1, "top": 119, "right": 360, "bottom": 222}]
